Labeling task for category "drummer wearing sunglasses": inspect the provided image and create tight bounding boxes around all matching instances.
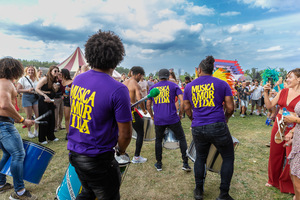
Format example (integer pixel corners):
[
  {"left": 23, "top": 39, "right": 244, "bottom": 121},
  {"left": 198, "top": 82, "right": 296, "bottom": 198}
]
[{"left": 0, "top": 57, "right": 37, "bottom": 199}]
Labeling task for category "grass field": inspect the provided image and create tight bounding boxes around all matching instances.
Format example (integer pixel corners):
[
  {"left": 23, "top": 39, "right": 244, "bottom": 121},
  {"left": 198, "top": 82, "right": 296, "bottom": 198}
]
[{"left": 0, "top": 111, "right": 295, "bottom": 200}]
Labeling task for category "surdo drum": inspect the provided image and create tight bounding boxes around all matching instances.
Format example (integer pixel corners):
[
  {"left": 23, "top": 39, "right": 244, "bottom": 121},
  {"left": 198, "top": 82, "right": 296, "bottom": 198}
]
[
  {"left": 187, "top": 136, "right": 239, "bottom": 173},
  {"left": 0, "top": 140, "right": 55, "bottom": 184},
  {"left": 163, "top": 128, "right": 179, "bottom": 149},
  {"left": 55, "top": 153, "right": 130, "bottom": 200},
  {"left": 132, "top": 109, "right": 155, "bottom": 141}
]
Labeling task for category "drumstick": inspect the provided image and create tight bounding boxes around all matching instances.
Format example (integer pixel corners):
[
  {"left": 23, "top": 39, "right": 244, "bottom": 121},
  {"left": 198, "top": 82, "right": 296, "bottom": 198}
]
[
  {"left": 131, "top": 88, "right": 160, "bottom": 108},
  {"left": 35, "top": 110, "right": 52, "bottom": 121},
  {"left": 22, "top": 110, "right": 52, "bottom": 128},
  {"left": 34, "top": 121, "right": 48, "bottom": 124}
]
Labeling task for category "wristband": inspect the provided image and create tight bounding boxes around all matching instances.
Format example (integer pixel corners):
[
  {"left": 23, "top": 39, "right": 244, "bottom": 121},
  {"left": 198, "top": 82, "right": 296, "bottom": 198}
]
[{"left": 19, "top": 117, "right": 25, "bottom": 123}]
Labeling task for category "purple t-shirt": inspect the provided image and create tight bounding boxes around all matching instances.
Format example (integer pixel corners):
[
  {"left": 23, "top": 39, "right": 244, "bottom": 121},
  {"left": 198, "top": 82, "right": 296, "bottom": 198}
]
[
  {"left": 183, "top": 75, "right": 232, "bottom": 127},
  {"left": 67, "top": 70, "right": 132, "bottom": 156},
  {"left": 149, "top": 80, "right": 182, "bottom": 125}
]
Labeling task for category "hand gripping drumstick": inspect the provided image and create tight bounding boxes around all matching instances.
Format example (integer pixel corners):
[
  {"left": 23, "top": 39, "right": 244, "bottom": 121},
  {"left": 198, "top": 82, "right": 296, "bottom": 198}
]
[
  {"left": 22, "top": 110, "right": 52, "bottom": 127},
  {"left": 34, "top": 110, "right": 52, "bottom": 121},
  {"left": 131, "top": 88, "right": 160, "bottom": 108}
]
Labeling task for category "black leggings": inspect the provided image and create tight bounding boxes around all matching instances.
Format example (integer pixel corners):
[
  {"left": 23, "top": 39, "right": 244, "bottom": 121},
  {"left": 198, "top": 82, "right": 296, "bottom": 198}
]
[
  {"left": 132, "top": 112, "right": 144, "bottom": 157},
  {"left": 38, "top": 98, "right": 56, "bottom": 142}
]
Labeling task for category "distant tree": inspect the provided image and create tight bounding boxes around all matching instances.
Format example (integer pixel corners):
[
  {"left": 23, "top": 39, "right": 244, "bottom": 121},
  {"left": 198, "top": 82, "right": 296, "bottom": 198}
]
[
  {"left": 115, "top": 66, "right": 130, "bottom": 75},
  {"left": 244, "top": 69, "right": 251, "bottom": 77},
  {"left": 19, "top": 59, "right": 59, "bottom": 68},
  {"left": 148, "top": 73, "right": 154, "bottom": 77},
  {"left": 279, "top": 68, "right": 287, "bottom": 79}
]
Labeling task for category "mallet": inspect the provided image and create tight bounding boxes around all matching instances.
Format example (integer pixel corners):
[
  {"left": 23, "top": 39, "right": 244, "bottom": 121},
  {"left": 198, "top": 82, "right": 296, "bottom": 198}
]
[{"left": 131, "top": 88, "right": 160, "bottom": 108}]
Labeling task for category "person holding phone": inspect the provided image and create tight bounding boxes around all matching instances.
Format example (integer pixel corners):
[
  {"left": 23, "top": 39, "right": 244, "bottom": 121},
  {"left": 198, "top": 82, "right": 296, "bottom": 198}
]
[{"left": 264, "top": 69, "right": 300, "bottom": 194}]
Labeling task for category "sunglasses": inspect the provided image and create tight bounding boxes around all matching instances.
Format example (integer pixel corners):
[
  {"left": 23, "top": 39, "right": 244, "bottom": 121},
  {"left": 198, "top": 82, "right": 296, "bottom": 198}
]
[{"left": 53, "top": 70, "right": 59, "bottom": 73}]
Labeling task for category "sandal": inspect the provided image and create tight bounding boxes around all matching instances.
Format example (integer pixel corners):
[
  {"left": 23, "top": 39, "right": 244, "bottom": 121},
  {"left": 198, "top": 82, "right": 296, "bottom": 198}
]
[{"left": 265, "top": 183, "right": 273, "bottom": 187}]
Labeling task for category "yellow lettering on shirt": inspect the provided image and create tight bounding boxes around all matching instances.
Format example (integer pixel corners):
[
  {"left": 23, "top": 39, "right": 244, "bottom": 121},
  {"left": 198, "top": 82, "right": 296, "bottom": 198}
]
[
  {"left": 70, "top": 85, "right": 96, "bottom": 134},
  {"left": 191, "top": 83, "right": 215, "bottom": 108},
  {"left": 153, "top": 86, "right": 170, "bottom": 104}
]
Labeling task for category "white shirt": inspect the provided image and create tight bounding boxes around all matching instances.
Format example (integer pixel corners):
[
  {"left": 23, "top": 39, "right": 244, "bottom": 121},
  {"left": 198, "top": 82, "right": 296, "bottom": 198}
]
[
  {"left": 251, "top": 85, "right": 263, "bottom": 100},
  {"left": 139, "top": 80, "right": 148, "bottom": 98},
  {"left": 18, "top": 75, "right": 38, "bottom": 90}
]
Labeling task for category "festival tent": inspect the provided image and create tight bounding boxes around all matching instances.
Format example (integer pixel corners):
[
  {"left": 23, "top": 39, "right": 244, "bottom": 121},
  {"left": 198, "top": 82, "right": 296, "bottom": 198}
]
[
  {"left": 58, "top": 47, "right": 87, "bottom": 72},
  {"left": 57, "top": 47, "right": 122, "bottom": 79},
  {"left": 112, "top": 70, "right": 121, "bottom": 79}
]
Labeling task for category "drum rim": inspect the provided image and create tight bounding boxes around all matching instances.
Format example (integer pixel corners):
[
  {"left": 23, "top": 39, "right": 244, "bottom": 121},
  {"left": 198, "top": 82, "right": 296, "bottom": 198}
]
[{"left": 22, "top": 139, "right": 55, "bottom": 155}]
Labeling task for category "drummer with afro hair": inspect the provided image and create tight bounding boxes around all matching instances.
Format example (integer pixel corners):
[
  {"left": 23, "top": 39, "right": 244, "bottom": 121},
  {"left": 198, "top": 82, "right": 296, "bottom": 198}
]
[{"left": 67, "top": 30, "right": 132, "bottom": 200}]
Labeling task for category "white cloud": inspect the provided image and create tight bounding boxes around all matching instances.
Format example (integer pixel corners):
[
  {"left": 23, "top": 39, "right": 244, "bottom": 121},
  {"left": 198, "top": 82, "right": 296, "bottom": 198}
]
[
  {"left": 257, "top": 46, "right": 282, "bottom": 52},
  {"left": 190, "top": 23, "right": 203, "bottom": 32},
  {"left": 227, "top": 24, "right": 257, "bottom": 33},
  {"left": 213, "top": 37, "right": 233, "bottom": 46},
  {"left": 238, "top": 0, "right": 300, "bottom": 10},
  {"left": 220, "top": 11, "right": 241, "bottom": 16},
  {"left": 185, "top": 3, "right": 215, "bottom": 16}
]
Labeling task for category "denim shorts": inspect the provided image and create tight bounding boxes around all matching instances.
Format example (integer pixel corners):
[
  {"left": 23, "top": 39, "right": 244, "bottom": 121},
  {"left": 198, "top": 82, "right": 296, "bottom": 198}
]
[{"left": 22, "top": 93, "right": 38, "bottom": 107}]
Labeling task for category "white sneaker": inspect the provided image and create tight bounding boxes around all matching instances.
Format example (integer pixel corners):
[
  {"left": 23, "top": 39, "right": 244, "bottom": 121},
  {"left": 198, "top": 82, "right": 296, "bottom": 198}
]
[
  {"left": 28, "top": 131, "right": 35, "bottom": 138},
  {"left": 34, "top": 130, "right": 38, "bottom": 137},
  {"left": 53, "top": 138, "right": 59, "bottom": 142},
  {"left": 131, "top": 156, "right": 147, "bottom": 163},
  {"left": 40, "top": 141, "right": 48, "bottom": 145}
]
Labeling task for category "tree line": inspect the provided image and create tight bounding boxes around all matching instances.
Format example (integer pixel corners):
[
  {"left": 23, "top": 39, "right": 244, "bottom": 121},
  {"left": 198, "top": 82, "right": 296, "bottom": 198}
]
[{"left": 19, "top": 59, "right": 288, "bottom": 82}]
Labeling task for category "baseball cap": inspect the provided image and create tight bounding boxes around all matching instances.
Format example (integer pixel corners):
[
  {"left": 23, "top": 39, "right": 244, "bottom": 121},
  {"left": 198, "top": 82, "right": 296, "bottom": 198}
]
[{"left": 158, "top": 69, "right": 170, "bottom": 79}]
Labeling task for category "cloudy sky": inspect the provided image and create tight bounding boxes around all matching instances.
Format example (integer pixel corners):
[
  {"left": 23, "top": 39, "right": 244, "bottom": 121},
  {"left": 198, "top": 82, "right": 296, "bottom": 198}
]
[{"left": 0, "top": 0, "right": 299, "bottom": 75}]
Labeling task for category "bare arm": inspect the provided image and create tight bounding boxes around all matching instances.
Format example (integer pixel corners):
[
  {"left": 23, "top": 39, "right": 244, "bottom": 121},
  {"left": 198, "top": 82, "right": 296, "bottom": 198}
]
[
  {"left": 16, "top": 83, "right": 34, "bottom": 93},
  {"left": 183, "top": 100, "right": 193, "bottom": 121},
  {"left": 264, "top": 83, "right": 281, "bottom": 109},
  {"left": 146, "top": 99, "right": 154, "bottom": 120},
  {"left": 117, "top": 121, "right": 132, "bottom": 154},
  {"left": 0, "top": 87, "right": 34, "bottom": 126},
  {"left": 35, "top": 77, "right": 52, "bottom": 103},
  {"left": 224, "top": 96, "right": 234, "bottom": 123},
  {"left": 135, "top": 84, "right": 147, "bottom": 113},
  {"left": 178, "top": 94, "right": 184, "bottom": 119}
]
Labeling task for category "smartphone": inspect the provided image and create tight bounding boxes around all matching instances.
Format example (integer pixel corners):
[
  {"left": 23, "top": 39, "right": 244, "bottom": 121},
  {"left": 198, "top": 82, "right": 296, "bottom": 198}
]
[
  {"left": 79, "top": 66, "right": 81, "bottom": 69},
  {"left": 268, "top": 77, "right": 274, "bottom": 86}
]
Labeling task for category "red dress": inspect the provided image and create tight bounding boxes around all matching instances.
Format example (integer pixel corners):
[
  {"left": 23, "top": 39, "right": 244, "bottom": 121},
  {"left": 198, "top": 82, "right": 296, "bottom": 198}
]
[{"left": 268, "top": 88, "right": 300, "bottom": 194}]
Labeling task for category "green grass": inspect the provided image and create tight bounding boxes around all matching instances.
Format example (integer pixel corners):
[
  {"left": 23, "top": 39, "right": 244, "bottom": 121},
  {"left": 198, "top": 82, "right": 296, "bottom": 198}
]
[{"left": 0, "top": 112, "right": 295, "bottom": 199}]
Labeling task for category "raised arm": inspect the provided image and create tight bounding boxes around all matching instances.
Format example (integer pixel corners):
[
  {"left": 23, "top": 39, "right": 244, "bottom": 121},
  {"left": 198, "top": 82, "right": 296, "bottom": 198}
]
[{"left": 264, "top": 83, "right": 281, "bottom": 109}]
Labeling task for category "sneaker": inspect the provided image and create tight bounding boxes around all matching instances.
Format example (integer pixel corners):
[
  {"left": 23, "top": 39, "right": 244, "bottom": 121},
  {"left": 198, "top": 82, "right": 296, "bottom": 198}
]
[
  {"left": 131, "top": 156, "right": 147, "bottom": 163},
  {"left": 40, "top": 141, "right": 48, "bottom": 145},
  {"left": 0, "top": 183, "right": 13, "bottom": 194},
  {"left": 194, "top": 188, "right": 203, "bottom": 200},
  {"left": 249, "top": 112, "right": 253, "bottom": 115},
  {"left": 240, "top": 114, "right": 245, "bottom": 118},
  {"left": 28, "top": 131, "right": 35, "bottom": 138},
  {"left": 53, "top": 138, "right": 59, "bottom": 142},
  {"left": 182, "top": 163, "right": 192, "bottom": 172},
  {"left": 33, "top": 130, "right": 38, "bottom": 137},
  {"left": 154, "top": 162, "right": 162, "bottom": 171},
  {"left": 9, "top": 190, "right": 37, "bottom": 200}
]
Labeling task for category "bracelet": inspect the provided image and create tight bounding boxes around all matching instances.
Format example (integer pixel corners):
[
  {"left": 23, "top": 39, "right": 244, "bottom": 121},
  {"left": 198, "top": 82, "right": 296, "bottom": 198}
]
[{"left": 19, "top": 117, "right": 25, "bottom": 123}]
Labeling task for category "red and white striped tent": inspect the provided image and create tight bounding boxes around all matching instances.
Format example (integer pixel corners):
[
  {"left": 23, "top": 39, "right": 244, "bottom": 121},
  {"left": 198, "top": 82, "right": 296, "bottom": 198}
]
[{"left": 58, "top": 47, "right": 87, "bottom": 72}]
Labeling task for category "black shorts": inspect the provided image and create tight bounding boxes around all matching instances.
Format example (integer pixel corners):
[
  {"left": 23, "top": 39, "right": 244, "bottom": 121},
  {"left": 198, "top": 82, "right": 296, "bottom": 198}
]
[{"left": 63, "top": 96, "right": 70, "bottom": 107}]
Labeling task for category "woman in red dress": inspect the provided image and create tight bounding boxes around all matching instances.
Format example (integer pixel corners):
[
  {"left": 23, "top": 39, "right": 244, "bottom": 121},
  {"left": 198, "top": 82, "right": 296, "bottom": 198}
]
[{"left": 264, "top": 68, "right": 300, "bottom": 194}]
